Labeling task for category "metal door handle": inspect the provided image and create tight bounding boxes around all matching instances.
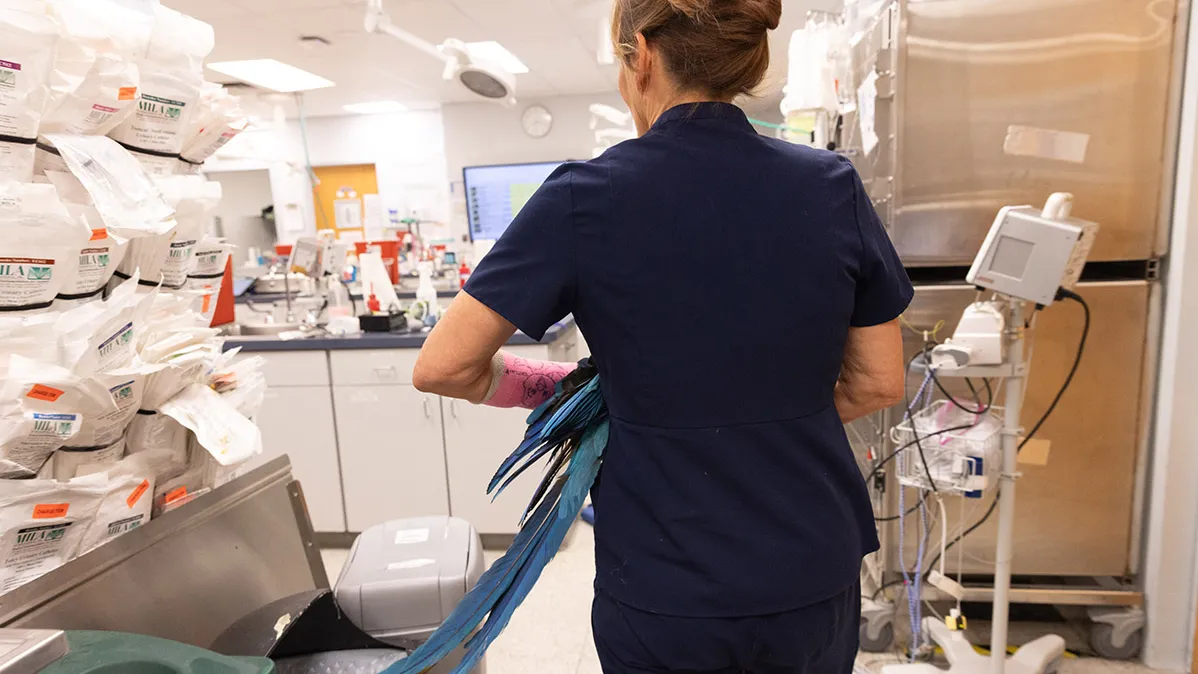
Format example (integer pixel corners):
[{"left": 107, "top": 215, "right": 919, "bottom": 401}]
[
  {"left": 450, "top": 399, "right": 459, "bottom": 419},
  {"left": 423, "top": 397, "right": 432, "bottom": 418},
  {"left": 373, "top": 366, "right": 398, "bottom": 380}
]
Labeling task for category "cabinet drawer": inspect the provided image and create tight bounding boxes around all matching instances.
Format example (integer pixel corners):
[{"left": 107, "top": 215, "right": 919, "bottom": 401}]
[
  {"left": 333, "top": 385, "right": 449, "bottom": 530},
  {"left": 238, "top": 351, "right": 329, "bottom": 387},
  {"left": 330, "top": 349, "right": 422, "bottom": 386}
]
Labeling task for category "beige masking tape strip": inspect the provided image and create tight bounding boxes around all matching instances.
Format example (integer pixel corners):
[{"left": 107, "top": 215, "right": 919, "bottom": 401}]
[
  {"left": 1018, "top": 438, "right": 1052, "bottom": 467},
  {"left": 1004, "top": 125, "right": 1090, "bottom": 164}
]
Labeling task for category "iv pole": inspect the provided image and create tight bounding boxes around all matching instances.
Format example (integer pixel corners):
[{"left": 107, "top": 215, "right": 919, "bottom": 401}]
[{"left": 882, "top": 300, "right": 1066, "bottom": 674}]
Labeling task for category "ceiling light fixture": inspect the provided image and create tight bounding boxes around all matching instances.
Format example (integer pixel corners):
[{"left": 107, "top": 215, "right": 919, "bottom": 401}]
[
  {"left": 464, "top": 41, "right": 530, "bottom": 75},
  {"left": 207, "top": 59, "right": 334, "bottom": 93},
  {"left": 344, "top": 101, "right": 409, "bottom": 114},
  {"left": 365, "top": 0, "right": 519, "bottom": 106}
]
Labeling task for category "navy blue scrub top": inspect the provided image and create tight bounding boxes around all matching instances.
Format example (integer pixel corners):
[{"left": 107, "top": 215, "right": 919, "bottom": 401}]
[{"left": 464, "top": 102, "right": 913, "bottom": 618}]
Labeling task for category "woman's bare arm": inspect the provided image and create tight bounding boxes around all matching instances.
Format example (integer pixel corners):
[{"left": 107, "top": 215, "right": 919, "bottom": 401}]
[
  {"left": 835, "top": 320, "right": 905, "bottom": 423},
  {"left": 412, "top": 291, "right": 517, "bottom": 403}
]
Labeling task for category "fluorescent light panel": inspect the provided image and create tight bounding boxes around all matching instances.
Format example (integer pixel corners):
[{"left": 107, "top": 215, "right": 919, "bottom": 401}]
[
  {"left": 344, "top": 101, "right": 409, "bottom": 114},
  {"left": 465, "top": 41, "right": 529, "bottom": 74},
  {"left": 207, "top": 59, "right": 334, "bottom": 93}
]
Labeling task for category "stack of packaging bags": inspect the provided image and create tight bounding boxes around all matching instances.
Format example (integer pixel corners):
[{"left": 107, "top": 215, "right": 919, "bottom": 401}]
[{"left": 0, "top": 0, "right": 255, "bottom": 596}]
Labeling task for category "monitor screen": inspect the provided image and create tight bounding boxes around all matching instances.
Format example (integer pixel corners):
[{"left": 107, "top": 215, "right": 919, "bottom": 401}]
[{"left": 463, "top": 161, "right": 564, "bottom": 241}]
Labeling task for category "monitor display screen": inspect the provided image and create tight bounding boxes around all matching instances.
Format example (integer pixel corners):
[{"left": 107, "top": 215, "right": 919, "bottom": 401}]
[{"left": 463, "top": 161, "right": 564, "bottom": 241}]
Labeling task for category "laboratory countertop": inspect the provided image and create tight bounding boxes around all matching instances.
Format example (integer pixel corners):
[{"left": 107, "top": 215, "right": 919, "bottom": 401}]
[{"left": 222, "top": 319, "right": 576, "bottom": 353}]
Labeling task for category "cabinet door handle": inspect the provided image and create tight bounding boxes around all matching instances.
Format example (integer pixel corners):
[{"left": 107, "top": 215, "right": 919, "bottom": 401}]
[
  {"left": 450, "top": 399, "right": 459, "bottom": 419},
  {"left": 373, "top": 366, "right": 398, "bottom": 381},
  {"left": 423, "top": 396, "right": 433, "bottom": 418}
]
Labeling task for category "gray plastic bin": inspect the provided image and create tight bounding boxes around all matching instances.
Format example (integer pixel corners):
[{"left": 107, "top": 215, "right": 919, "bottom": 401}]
[{"left": 333, "top": 516, "right": 486, "bottom": 672}]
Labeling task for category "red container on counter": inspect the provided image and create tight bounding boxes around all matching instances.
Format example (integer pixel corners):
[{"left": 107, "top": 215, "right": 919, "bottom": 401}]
[{"left": 354, "top": 240, "right": 402, "bottom": 285}]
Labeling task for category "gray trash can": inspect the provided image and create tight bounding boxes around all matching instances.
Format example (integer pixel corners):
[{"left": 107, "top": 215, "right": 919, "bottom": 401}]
[{"left": 333, "top": 516, "right": 487, "bottom": 673}]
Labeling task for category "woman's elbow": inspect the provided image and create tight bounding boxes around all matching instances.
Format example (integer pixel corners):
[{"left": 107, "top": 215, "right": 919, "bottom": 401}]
[
  {"left": 412, "top": 354, "right": 488, "bottom": 399},
  {"left": 412, "top": 357, "right": 455, "bottom": 395},
  {"left": 875, "top": 374, "right": 905, "bottom": 410}
]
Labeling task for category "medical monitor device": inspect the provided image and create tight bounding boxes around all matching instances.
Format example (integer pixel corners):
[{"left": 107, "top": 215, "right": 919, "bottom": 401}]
[
  {"left": 288, "top": 237, "right": 331, "bottom": 278},
  {"left": 966, "top": 195, "right": 1097, "bottom": 306},
  {"left": 463, "top": 161, "right": 565, "bottom": 242}
]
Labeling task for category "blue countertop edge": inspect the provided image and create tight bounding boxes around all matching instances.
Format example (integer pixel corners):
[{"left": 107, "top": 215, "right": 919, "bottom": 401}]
[{"left": 223, "top": 319, "right": 575, "bottom": 353}]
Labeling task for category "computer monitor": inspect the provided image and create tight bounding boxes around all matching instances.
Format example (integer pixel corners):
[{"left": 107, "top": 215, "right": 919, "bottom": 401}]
[{"left": 463, "top": 161, "right": 565, "bottom": 241}]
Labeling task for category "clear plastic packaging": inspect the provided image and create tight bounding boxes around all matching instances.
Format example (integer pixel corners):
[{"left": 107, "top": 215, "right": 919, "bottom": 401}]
[
  {"left": 78, "top": 450, "right": 165, "bottom": 554},
  {"left": 57, "top": 275, "right": 156, "bottom": 375},
  {"left": 107, "top": 5, "right": 212, "bottom": 156},
  {"left": 160, "top": 383, "right": 261, "bottom": 467},
  {"left": 154, "top": 175, "right": 221, "bottom": 288},
  {"left": 0, "top": 0, "right": 59, "bottom": 183},
  {"left": 185, "top": 238, "right": 232, "bottom": 324},
  {"left": 179, "top": 84, "right": 249, "bottom": 164},
  {"left": 42, "top": 133, "right": 176, "bottom": 238},
  {"left": 45, "top": 436, "right": 125, "bottom": 481},
  {"left": 125, "top": 412, "right": 189, "bottom": 471},
  {"left": 0, "top": 472, "right": 107, "bottom": 593},
  {"left": 0, "top": 182, "right": 93, "bottom": 313},
  {"left": 40, "top": 0, "right": 154, "bottom": 138}
]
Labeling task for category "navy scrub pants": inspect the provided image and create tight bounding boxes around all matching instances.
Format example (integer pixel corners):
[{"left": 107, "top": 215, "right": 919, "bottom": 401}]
[{"left": 592, "top": 582, "right": 860, "bottom": 674}]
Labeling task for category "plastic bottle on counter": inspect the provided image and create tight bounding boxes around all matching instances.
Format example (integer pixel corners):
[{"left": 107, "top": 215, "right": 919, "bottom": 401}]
[
  {"left": 458, "top": 262, "right": 472, "bottom": 289},
  {"left": 328, "top": 282, "right": 353, "bottom": 319}
]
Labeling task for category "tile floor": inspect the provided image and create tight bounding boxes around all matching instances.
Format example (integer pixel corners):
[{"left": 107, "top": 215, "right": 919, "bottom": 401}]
[{"left": 319, "top": 525, "right": 1163, "bottom": 674}]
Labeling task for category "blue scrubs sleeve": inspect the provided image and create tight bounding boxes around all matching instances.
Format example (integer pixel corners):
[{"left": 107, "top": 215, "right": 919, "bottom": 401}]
[
  {"left": 462, "top": 168, "right": 576, "bottom": 340},
  {"left": 846, "top": 160, "right": 914, "bottom": 327}
]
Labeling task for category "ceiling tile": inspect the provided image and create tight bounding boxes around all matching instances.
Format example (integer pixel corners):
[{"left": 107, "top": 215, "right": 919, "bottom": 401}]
[
  {"left": 175, "top": 0, "right": 638, "bottom": 115},
  {"left": 276, "top": 7, "right": 368, "bottom": 37},
  {"left": 236, "top": 0, "right": 348, "bottom": 9}
]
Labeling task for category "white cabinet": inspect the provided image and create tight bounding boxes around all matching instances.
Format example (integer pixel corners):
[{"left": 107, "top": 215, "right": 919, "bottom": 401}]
[
  {"left": 333, "top": 385, "right": 450, "bottom": 532},
  {"left": 255, "top": 386, "right": 346, "bottom": 533},
  {"left": 442, "top": 400, "right": 542, "bottom": 535}
]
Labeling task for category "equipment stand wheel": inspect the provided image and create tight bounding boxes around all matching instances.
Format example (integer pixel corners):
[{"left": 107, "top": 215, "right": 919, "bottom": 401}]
[
  {"left": 1088, "top": 608, "right": 1145, "bottom": 660},
  {"left": 860, "top": 619, "right": 895, "bottom": 653},
  {"left": 859, "top": 598, "right": 896, "bottom": 653}
]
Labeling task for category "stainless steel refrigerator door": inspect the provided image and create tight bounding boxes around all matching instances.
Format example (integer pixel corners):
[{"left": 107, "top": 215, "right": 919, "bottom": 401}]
[
  {"left": 896, "top": 0, "right": 1178, "bottom": 264},
  {"left": 888, "top": 281, "right": 1152, "bottom": 576}
]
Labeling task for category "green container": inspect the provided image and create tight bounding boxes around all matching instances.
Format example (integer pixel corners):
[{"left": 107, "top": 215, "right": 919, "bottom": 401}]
[{"left": 41, "top": 631, "right": 274, "bottom": 674}]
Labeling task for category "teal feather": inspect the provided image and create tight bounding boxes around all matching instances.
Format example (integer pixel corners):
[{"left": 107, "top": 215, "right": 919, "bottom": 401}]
[{"left": 380, "top": 360, "right": 606, "bottom": 674}]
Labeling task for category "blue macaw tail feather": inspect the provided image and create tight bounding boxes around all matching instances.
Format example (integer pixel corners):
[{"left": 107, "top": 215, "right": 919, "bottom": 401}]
[
  {"left": 380, "top": 359, "right": 607, "bottom": 674},
  {"left": 450, "top": 420, "right": 609, "bottom": 674},
  {"left": 379, "top": 480, "right": 565, "bottom": 674}
]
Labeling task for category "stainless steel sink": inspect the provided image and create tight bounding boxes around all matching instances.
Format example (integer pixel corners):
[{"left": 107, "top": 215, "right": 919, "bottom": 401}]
[{"left": 239, "top": 322, "right": 303, "bottom": 336}]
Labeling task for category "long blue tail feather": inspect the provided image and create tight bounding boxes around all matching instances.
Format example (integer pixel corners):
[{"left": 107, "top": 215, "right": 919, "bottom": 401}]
[
  {"left": 453, "top": 422, "right": 609, "bottom": 673},
  {"left": 381, "top": 481, "right": 565, "bottom": 674},
  {"left": 380, "top": 360, "right": 606, "bottom": 674}
]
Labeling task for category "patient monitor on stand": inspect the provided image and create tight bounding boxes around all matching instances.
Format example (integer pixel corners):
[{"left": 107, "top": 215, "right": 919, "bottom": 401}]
[
  {"left": 882, "top": 193, "right": 1096, "bottom": 674},
  {"left": 930, "top": 194, "right": 1097, "bottom": 372}
]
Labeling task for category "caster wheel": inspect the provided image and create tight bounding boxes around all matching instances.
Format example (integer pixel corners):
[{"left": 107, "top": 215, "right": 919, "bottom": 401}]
[
  {"left": 859, "top": 619, "right": 895, "bottom": 653},
  {"left": 1090, "top": 622, "right": 1143, "bottom": 660}
]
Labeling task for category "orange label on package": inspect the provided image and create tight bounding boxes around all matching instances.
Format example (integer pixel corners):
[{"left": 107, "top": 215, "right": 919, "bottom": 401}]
[
  {"left": 26, "top": 385, "right": 64, "bottom": 402},
  {"left": 118, "top": 87, "right": 137, "bottom": 101},
  {"left": 89, "top": 228, "right": 108, "bottom": 241},
  {"left": 164, "top": 487, "right": 188, "bottom": 504},
  {"left": 33, "top": 503, "right": 69, "bottom": 519},
  {"left": 127, "top": 480, "right": 151, "bottom": 508}
]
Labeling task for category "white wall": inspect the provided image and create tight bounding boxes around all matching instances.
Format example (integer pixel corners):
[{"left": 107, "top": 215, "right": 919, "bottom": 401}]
[
  {"left": 442, "top": 92, "right": 628, "bottom": 241},
  {"left": 283, "top": 110, "right": 454, "bottom": 241},
  {"left": 206, "top": 169, "right": 277, "bottom": 255}
]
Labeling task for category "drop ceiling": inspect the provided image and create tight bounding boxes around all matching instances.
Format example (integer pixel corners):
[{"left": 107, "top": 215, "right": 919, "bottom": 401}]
[{"left": 161, "top": 0, "right": 829, "bottom": 117}]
